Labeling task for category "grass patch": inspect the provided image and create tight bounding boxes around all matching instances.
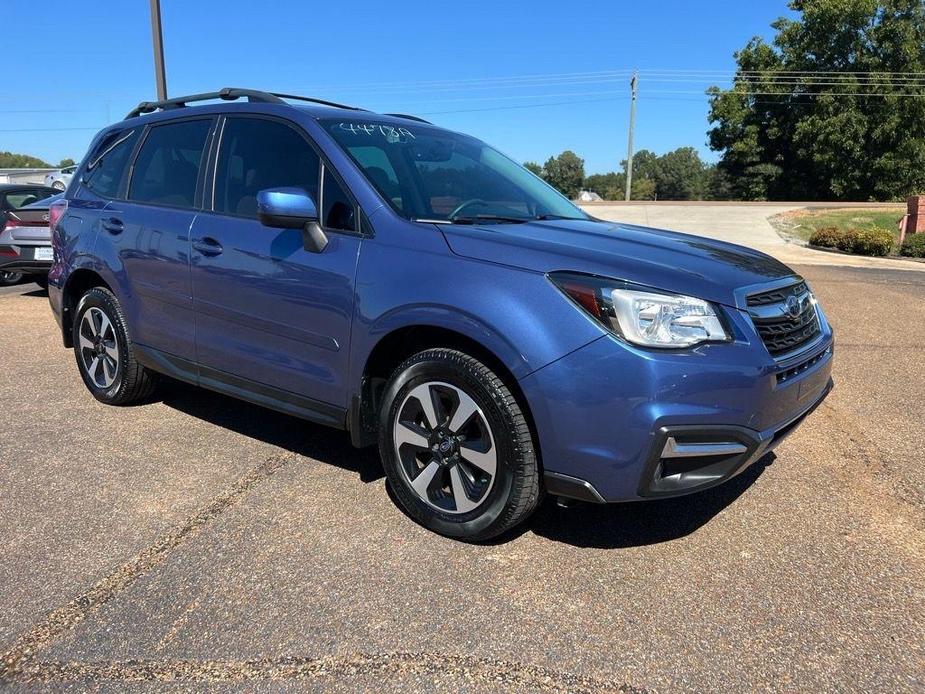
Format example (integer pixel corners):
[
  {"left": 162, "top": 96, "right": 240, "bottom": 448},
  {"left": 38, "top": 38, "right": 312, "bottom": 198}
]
[{"left": 775, "top": 206, "right": 905, "bottom": 243}]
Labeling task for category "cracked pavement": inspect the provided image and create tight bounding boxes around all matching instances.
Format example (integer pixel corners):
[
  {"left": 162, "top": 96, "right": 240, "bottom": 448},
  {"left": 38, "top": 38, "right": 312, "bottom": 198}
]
[{"left": 0, "top": 261, "right": 923, "bottom": 692}]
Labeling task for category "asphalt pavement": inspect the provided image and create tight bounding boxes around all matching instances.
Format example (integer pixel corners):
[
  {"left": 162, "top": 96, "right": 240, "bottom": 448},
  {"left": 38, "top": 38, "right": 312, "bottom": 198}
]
[{"left": 0, "top": 262, "right": 923, "bottom": 692}]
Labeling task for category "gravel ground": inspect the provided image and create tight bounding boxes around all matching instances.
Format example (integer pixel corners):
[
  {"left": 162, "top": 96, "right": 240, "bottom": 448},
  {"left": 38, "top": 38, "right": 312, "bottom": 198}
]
[{"left": 0, "top": 266, "right": 922, "bottom": 693}]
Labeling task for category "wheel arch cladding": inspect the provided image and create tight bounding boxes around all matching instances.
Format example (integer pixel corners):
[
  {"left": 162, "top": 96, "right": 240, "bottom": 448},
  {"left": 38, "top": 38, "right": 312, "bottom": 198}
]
[
  {"left": 61, "top": 268, "right": 112, "bottom": 348},
  {"left": 351, "top": 324, "right": 541, "bottom": 470}
]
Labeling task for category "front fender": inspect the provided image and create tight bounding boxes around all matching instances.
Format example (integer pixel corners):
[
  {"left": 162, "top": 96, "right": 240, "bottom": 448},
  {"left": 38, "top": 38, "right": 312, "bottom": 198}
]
[{"left": 349, "top": 224, "right": 605, "bottom": 400}]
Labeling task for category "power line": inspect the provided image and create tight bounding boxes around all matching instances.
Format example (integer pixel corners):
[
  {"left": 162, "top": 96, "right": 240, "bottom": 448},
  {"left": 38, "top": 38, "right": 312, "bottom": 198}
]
[
  {"left": 0, "top": 127, "right": 102, "bottom": 133},
  {"left": 419, "top": 95, "right": 630, "bottom": 115}
]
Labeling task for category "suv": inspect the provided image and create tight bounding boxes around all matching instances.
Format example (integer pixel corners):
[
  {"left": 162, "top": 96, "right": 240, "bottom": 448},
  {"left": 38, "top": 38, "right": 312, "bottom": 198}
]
[{"left": 48, "top": 88, "right": 834, "bottom": 541}]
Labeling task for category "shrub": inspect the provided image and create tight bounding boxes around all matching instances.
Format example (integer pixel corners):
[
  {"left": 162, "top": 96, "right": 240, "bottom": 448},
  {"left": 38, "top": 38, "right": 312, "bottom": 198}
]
[
  {"left": 808, "top": 226, "right": 894, "bottom": 256},
  {"left": 849, "top": 227, "right": 894, "bottom": 256},
  {"left": 809, "top": 226, "right": 847, "bottom": 249},
  {"left": 900, "top": 233, "right": 925, "bottom": 258}
]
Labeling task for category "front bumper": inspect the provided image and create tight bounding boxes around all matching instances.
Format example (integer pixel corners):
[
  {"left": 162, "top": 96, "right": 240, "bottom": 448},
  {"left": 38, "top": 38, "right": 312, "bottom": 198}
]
[{"left": 520, "top": 313, "right": 834, "bottom": 503}]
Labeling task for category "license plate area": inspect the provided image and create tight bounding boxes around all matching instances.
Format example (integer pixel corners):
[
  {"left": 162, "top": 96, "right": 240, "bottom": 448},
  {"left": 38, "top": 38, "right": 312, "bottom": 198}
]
[{"left": 33, "top": 247, "right": 53, "bottom": 261}]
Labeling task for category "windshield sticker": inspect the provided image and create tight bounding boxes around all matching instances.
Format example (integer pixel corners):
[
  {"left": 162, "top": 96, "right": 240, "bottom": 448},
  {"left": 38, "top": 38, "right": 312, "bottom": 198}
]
[{"left": 335, "top": 122, "right": 416, "bottom": 143}]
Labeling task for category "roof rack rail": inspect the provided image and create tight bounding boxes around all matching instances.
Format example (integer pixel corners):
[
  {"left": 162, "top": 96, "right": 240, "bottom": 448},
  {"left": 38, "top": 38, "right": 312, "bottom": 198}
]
[
  {"left": 270, "top": 92, "right": 366, "bottom": 112},
  {"left": 384, "top": 113, "right": 432, "bottom": 124},
  {"left": 125, "top": 87, "right": 366, "bottom": 120},
  {"left": 125, "top": 87, "right": 285, "bottom": 119}
]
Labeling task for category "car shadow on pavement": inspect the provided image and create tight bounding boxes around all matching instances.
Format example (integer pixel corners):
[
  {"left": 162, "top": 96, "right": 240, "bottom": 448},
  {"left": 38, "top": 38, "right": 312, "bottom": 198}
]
[
  {"left": 19, "top": 288, "right": 47, "bottom": 297},
  {"left": 156, "top": 378, "right": 772, "bottom": 548},
  {"left": 158, "top": 379, "right": 385, "bottom": 483},
  {"left": 525, "top": 454, "right": 774, "bottom": 549}
]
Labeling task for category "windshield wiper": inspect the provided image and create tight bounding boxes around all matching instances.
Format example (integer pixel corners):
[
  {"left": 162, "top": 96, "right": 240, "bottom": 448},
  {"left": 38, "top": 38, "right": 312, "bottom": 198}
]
[
  {"left": 533, "top": 214, "right": 584, "bottom": 221},
  {"left": 451, "top": 214, "right": 531, "bottom": 225}
]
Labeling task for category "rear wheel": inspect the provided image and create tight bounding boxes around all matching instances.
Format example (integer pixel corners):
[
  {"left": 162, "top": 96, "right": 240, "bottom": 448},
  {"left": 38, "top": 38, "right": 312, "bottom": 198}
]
[
  {"left": 52, "top": 181, "right": 66, "bottom": 191},
  {"left": 72, "top": 287, "right": 158, "bottom": 405},
  {"left": 379, "top": 348, "right": 541, "bottom": 541},
  {"left": 0, "top": 271, "right": 23, "bottom": 286}
]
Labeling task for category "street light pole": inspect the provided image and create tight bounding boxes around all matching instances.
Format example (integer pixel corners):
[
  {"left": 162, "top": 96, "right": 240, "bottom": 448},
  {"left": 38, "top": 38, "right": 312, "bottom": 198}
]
[
  {"left": 149, "top": 0, "right": 168, "bottom": 101},
  {"left": 624, "top": 72, "right": 638, "bottom": 202}
]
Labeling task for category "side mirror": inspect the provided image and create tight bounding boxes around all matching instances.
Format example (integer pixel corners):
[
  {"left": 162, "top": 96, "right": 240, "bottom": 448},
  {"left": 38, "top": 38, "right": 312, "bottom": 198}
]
[{"left": 256, "top": 187, "right": 328, "bottom": 253}]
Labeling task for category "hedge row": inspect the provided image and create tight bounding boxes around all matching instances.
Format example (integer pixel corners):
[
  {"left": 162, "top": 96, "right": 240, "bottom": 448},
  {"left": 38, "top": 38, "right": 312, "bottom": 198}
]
[
  {"left": 900, "top": 233, "right": 925, "bottom": 258},
  {"left": 808, "top": 226, "right": 895, "bottom": 257}
]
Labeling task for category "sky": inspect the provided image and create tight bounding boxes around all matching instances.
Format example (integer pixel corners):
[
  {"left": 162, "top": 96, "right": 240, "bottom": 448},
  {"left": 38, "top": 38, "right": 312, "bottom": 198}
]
[{"left": 2, "top": 1, "right": 792, "bottom": 174}]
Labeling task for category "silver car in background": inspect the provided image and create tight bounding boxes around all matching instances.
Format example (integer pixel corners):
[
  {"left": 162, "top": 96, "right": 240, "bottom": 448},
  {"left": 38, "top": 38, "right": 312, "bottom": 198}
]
[
  {"left": 44, "top": 165, "right": 77, "bottom": 192},
  {"left": 0, "top": 193, "right": 60, "bottom": 288}
]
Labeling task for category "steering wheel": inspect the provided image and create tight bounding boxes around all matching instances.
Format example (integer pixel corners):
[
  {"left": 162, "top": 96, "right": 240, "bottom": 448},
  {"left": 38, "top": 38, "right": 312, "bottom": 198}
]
[{"left": 449, "top": 198, "right": 489, "bottom": 220}]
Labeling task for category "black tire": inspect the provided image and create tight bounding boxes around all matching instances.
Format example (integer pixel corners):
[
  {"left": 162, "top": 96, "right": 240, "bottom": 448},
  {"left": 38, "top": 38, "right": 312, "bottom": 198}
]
[
  {"left": 52, "top": 181, "right": 66, "bottom": 191},
  {"left": 33, "top": 275, "right": 48, "bottom": 290},
  {"left": 72, "top": 287, "right": 158, "bottom": 405},
  {"left": 379, "top": 348, "right": 541, "bottom": 541},
  {"left": 0, "top": 271, "right": 23, "bottom": 286}
]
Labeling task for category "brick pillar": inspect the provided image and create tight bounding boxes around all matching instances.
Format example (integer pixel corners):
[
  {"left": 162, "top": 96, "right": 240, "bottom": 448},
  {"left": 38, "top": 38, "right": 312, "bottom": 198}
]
[{"left": 908, "top": 196, "right": 925, "bottom": 234}]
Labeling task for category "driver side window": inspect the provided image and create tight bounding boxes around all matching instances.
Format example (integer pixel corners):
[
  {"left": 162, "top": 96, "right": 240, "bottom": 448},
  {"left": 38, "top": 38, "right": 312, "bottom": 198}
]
[{"left": 214, "top": 117, "right": 320, "bottom": 218}]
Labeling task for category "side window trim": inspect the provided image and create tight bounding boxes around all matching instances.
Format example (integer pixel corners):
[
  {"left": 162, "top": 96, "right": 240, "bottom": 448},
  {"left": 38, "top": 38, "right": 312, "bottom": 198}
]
[
  {"left": 207, "top": 113, "right": 368, "bottom": 237},
  {"left": 120, "top": 124, "right": 150, "bottom": 199},
  {"left": 124, "top": 116, "right": 216, "bottom": 211},
  {"left": 320, "top": 163, "right": 361, "bottom": 236}
]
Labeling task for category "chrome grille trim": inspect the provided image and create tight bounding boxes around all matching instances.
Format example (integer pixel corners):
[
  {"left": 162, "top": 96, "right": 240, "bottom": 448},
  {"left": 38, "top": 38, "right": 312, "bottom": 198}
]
[{"left": 746, "top": 281, "right": 821, "bottom": 358}]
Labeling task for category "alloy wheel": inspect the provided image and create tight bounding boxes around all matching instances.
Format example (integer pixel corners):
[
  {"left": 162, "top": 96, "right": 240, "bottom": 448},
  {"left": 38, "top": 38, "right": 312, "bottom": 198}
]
[
  {"left": 78, "top": 307, "right": 120, "bottom": 389},
  {"left": 393, "top": 381, "right": 497, "bottom": 514}
]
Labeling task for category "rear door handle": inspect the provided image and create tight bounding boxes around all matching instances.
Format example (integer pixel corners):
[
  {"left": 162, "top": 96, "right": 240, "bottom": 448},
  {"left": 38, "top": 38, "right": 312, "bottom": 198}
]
[
  {"left": 101, "top": 217, "right": 123, "bottom": 234},
  {"left": 192, "top": 237, "right": 223, "bottom": 256}
]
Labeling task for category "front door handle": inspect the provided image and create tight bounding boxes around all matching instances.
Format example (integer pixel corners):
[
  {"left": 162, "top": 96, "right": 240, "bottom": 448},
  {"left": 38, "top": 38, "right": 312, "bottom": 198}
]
[
  {"left": 192, "top": 237, "right": 223, "bottom": 256},
  {"left": 101, "top": 217, "right": 123, "bottom": 234}
]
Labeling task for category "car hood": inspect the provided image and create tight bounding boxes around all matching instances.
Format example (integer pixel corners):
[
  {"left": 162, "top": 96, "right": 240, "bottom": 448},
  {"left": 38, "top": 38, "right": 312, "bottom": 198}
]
[{"left": 439, "top": 218, "right": 796, "bottom": 308}]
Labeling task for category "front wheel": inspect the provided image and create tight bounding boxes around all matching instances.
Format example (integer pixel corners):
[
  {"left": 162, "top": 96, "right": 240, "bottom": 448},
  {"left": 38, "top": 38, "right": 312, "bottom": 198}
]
[
  {"left": 52, "top": 181, "right": 66, "bottom": 191},
  {"left": 379, "top": 349, "right": 541, "bottom": 541}
]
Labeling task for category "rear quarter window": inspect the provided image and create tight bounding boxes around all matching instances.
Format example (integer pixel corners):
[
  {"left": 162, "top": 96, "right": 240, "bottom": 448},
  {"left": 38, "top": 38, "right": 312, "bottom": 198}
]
[{"left": 82, "top": 129, "right": 141, "bottom": 198}]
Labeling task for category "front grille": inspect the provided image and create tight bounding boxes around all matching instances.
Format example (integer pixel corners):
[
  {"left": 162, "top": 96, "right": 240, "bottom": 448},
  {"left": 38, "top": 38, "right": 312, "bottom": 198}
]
[
  {"left": 747, "top": 281, "right": 808, "bottom": 307},
  {"left": 747, "top": 280, "right": 821, "bottom": 358}
]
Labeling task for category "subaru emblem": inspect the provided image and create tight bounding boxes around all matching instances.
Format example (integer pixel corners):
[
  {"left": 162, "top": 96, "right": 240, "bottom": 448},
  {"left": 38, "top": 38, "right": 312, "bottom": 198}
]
[{"left": 786, "top": 295, "right": 801, "bottom": 318}]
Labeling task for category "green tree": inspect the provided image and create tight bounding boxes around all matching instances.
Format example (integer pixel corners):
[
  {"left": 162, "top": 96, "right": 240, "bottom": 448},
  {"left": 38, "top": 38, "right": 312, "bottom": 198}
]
[
  {"left": 652, "top": 147, "right": 709, "bottom": 200},
  {"left": 624, "top": 149, "right": 660, "bottom": 182},
  {"left": 542, "top": 150, "right": 585, "bottom": 198},
  {"left": 58, "top": 158, "right": 76, "bottom": 167},
  {"left": 0, "top": 151, "right": 51, "bottom": 168},
  {"left": 708, "top": 0, "right": 925, "bottom": 201},
  {"left": 584, "top": 171, "right": 625, "bottom": 200},
  {"left": 523, "top": 161, "right": 543, "bottom": 177},
  {"left": 631, "top": 177, "right": 657, "bottom": 200}
]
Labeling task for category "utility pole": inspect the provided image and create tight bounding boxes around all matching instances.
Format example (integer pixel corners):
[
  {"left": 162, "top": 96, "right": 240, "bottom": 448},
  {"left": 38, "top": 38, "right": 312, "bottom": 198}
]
[
  {"left": 149, "top": 0, "right": 168, "bottom": 101},
  {"left": 624, "top": 71, "right": 638, "bottom": 202}
]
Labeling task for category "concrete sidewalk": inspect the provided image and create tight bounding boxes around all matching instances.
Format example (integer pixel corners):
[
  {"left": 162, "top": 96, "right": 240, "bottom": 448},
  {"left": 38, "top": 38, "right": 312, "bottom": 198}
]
[{"left": 582, "top": 203, "right": 924, "bottom": 272}]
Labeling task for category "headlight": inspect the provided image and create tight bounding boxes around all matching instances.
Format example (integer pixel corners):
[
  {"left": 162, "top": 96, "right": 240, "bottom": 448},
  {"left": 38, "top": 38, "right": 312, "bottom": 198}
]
[{"left": 550, "top": 272, "right": 730, "bottom": 349}]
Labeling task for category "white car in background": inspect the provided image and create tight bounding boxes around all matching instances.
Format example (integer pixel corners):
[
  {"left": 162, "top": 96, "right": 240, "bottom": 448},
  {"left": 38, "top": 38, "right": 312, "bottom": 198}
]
[{"left": 44, "top": 165, "right": 77, "bottom": 192}]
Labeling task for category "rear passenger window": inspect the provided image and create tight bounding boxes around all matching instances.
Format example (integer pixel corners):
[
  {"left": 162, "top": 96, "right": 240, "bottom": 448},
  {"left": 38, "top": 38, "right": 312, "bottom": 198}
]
[
  {"left": 83, "top": 129, "right": 140, "bottom": 198},
  {"left": 214, "top": 117, "right": 320, "bottom": 218},
  {"left": 128, "top": 119, "right": 211, "bottom": 208}
]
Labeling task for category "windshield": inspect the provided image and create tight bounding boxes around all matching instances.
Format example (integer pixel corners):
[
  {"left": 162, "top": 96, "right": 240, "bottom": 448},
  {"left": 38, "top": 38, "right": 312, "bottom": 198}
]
[{"left": 321, "top": 119, "right": 588, "bottom": 224}]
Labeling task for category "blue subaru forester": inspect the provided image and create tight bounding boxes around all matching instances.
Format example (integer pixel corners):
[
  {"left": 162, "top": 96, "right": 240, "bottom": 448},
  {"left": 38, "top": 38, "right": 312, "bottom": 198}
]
[{"left": 48, "top": 88, "right": 833, "bottom": 541}]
